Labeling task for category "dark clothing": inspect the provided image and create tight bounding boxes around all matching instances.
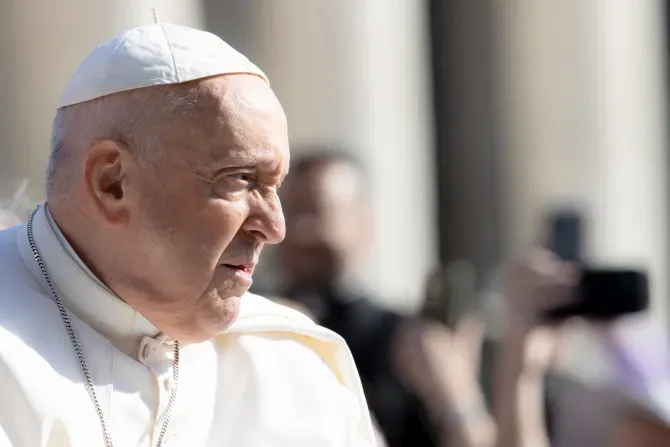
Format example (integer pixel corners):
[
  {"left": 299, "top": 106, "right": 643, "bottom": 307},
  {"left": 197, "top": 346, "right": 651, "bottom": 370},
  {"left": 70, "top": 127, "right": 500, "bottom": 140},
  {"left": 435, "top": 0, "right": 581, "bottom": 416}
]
[{"left": 285, "top": 284, "right": 439, "bottom": 447}]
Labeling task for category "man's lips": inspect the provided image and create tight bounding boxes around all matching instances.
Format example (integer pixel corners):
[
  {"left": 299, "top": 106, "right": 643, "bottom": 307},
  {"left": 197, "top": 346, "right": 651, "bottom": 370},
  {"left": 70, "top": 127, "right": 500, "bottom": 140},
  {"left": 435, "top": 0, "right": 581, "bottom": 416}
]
[{"left": 221, "top": 262, "right": 256, "bottom": 275}]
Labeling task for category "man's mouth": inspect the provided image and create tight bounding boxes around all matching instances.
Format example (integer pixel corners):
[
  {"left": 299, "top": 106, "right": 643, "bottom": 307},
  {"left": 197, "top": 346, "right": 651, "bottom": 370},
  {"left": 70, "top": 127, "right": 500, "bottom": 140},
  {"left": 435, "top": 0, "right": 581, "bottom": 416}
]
[
  {"left": 224, "top": 264, "right": 251, "bottom": 273},
  {"left": 221, "top": 262, "right": 257, "bottom": 278}
]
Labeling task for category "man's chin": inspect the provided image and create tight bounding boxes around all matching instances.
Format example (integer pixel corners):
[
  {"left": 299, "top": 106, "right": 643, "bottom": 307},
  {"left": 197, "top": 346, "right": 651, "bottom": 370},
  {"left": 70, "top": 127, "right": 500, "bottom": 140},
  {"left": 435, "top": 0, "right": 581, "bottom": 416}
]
[
  {"left": 217, "top": 293, "right": 245, "bottom": 330},
  {"left": 219, "top": 264, "right": 254, "bottom": 288},
  {"left": 177, "top": 294, "right": 243, "bottom": 342}
]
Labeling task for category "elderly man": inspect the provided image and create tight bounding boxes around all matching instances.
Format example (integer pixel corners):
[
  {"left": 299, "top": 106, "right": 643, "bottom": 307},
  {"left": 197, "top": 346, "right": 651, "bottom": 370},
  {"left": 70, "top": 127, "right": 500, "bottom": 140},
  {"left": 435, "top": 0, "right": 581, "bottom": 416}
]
[{"left": 0, "top": 23, "right": 374, "bottom": 447}]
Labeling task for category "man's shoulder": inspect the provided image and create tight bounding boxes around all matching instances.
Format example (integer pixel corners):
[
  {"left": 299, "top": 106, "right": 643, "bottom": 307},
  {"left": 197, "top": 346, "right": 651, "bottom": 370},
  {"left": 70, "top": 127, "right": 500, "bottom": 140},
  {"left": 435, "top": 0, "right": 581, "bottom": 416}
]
[
  {"left": 0, "top": 224, "right": 49, "bottom": 307},
  {"left": 0, "top": 225, "right": 20, "bottom": 266},
  {"left": 235, "top": 292, "right": 318, "bottom": 326},
  {"left": 0, "top": 225, "right": 43, "bottom": 309},
  {"left": 229, "top": 292, "right": 351, "bottom": 349},
  {"left": 225, "top": 291, "right": 359, "bottom": 385},
  {"left": 0, "top": 225, "right": 68, "bottom": 361},
  {"left": 218, "top": 293, "right": 375, "bottom": 444},
  {"left": 228, "top": 293, "right": 346, "bottom": 351}
]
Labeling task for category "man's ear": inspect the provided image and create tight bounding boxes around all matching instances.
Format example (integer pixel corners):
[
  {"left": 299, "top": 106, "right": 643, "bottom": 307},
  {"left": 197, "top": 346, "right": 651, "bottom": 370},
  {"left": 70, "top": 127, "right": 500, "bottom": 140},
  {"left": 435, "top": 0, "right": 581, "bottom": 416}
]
[{"left": 83, "top": 139, "right": 133, "bottom": 225}]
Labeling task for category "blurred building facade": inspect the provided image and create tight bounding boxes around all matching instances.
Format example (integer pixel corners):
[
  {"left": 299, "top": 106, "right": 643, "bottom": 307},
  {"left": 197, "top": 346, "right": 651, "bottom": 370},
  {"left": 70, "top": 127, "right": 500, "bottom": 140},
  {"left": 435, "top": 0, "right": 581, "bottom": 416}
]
[{"left": 0, "top": 0, "right": 668, "bottom": 321}]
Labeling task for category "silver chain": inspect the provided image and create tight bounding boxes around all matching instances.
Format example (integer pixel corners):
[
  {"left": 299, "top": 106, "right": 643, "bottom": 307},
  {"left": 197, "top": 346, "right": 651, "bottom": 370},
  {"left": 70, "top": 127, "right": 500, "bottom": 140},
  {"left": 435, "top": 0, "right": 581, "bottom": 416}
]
[{"left": 27, "top": 204, "right": 180, "bottom": 447}]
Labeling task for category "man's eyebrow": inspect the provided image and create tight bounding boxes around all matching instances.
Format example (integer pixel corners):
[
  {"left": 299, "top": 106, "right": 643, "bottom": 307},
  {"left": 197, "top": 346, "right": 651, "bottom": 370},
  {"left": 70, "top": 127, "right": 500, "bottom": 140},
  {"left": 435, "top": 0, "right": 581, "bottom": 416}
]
[
  {"left": 200, "top": 155, "right": 255, "bottom": 175},
  {"left": 207, "top": 160, "right": 285, "bottom": 180}
]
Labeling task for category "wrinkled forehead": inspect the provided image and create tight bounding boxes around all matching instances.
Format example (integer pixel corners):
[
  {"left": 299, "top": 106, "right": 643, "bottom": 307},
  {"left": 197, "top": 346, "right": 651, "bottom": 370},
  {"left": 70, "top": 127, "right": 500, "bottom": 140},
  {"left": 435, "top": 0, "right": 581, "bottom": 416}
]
[
  {"left": 194, "top": 75, "right": 283, "bottom": 129},
  {"left": 170, "top": 75, "right": 289, "bottom": 171}
]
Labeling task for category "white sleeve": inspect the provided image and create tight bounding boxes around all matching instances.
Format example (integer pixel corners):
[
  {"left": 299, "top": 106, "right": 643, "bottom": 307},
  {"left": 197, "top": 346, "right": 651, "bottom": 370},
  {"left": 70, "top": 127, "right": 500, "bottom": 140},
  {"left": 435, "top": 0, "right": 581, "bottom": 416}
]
[{"left": 338, "top": 381, "right": 378, "bottom": 447}]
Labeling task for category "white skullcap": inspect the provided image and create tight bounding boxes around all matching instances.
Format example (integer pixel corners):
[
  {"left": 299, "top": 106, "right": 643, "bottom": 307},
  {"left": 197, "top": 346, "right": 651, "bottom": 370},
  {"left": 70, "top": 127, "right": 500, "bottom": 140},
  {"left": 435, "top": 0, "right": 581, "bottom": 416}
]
[{"left": 58, "top": 23, "right": 268, "bottom": 109}]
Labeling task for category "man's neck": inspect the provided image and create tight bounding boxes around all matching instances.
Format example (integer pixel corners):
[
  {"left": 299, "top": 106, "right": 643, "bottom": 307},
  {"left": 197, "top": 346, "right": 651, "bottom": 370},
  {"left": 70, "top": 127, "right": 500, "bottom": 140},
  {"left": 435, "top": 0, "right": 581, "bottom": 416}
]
[
  {"left": 27, "top": 203, "right": 161, "bottom": 357},
  {"left": 47, "top": 202, "right": 116, "bottom": 297}
]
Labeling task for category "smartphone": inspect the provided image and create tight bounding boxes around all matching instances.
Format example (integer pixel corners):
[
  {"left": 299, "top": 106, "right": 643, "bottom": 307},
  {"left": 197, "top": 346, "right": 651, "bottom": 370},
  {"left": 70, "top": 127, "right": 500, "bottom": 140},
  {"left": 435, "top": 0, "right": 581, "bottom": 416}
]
[
  {"left": 548, "top": 209, "right": 583, "bottom": 262},
  {"left": 544, "top": 269, "right": 649, "bottom": 321},
  {"left": 544, "top": 210, "right": 649, "bottom": 321}
]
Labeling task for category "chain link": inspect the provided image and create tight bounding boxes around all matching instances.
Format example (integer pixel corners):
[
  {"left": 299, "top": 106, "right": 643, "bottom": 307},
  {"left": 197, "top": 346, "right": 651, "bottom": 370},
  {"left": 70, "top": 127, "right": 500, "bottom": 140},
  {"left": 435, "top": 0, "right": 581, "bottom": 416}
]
[{"left": 27, "top": 205, "right": 180, "bottom": 447}]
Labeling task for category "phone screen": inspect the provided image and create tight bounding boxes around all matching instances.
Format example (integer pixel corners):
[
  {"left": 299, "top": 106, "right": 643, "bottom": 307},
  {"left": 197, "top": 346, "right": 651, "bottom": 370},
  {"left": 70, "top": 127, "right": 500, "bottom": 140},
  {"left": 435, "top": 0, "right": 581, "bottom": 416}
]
[
  {"left": 550, "top": 210, "right": 582, "bottom": 262},
  {"left": 544, "top": 210, "right": 648, "bottom": 320}
]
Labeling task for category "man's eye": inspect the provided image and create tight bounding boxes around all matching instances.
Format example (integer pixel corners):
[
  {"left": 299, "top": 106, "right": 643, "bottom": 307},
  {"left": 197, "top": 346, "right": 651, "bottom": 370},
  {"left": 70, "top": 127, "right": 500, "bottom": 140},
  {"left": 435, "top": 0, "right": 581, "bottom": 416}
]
[{"left": 230, "top": 173, "right": 253, "bottom": 183}]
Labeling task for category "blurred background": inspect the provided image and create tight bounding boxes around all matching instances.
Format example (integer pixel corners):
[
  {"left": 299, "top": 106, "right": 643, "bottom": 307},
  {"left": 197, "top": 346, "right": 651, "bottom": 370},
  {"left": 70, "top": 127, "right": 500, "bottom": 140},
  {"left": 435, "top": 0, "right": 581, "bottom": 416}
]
[
  {"left": 2, "top": 1, "right": 670, "bottom": 445},
  {"left": 2, "top": 0, "right": 668, "bottom": 316}
]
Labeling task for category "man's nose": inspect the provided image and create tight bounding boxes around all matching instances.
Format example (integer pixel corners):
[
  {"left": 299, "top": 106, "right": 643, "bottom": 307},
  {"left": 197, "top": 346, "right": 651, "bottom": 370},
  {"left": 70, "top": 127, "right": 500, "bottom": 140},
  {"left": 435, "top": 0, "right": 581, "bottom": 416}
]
[{"left": 242, "top": 196, "right": 286, "bottom": 245}]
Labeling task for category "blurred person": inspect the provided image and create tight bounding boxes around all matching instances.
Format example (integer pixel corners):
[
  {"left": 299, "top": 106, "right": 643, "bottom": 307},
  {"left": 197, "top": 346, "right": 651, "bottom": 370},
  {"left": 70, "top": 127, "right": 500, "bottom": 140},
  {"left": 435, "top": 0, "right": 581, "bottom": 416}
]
[
  {"left": 416, "top": 248, "right": 669, "bottom": 447},
  {"left": 612, "top": 414, "right": 670, "bottom": 447},
  {"left": 278, "top": 151, "right": 570, "bottom": 446},
  {"left": 0, "top": 24, "right": 376, "bottom": 447},
  {"left": 406, "top": 248, "right": 591, "bottom": 447},
  {"left": 491, "top": 261, "right": 670, "bottom": 447},
  {"left": 499, "top": 249, "right": 670, "bottom": 447},
  {"left": 278, "top": 149, "right": 446, "bottom": 446},
  {"left": 278, "top": 148, "right": 591, "bottom": 446},
  {"left": 545, "top": 310, "right": 670, "bottom": 447},
  {"left": 610, "top": 387, "right": 670, "bottom": 447},
  {"left": 413, "top": 248, "right": 593, "bottom": 446},
  {"left": 491, "top": 249, "right": 582, "bottom": 447}
]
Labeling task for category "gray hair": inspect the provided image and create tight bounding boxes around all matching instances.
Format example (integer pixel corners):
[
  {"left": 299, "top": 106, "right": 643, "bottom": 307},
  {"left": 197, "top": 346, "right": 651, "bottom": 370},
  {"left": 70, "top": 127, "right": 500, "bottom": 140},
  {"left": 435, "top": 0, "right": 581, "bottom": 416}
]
[{"left": 46, "top": 83, "right": 201, "bottom": 199}]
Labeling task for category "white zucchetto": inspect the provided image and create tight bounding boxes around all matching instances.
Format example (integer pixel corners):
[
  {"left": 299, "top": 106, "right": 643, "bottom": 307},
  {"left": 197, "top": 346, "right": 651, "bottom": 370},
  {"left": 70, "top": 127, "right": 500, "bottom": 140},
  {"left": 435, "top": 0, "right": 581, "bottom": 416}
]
[{"left": 58, "top": 23, "right": 268, "bottom": 109}]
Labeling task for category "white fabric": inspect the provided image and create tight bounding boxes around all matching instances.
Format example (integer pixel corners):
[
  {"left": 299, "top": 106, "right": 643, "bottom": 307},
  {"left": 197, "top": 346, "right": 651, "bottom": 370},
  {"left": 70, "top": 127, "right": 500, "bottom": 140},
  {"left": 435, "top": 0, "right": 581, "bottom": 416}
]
[
  {"left": 58, "top": 23, "right": 268, "bottom": 108},
  {"left": 0, "top": 205, "right": 375, "bottom": 446},
  {"left": 45, "top": 206, "right": 116, "bottom": 297}
]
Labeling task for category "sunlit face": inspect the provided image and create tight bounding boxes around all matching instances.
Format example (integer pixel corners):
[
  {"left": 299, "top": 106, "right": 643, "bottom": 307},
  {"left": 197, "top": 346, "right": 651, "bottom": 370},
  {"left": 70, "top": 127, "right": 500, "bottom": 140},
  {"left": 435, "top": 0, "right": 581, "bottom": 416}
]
[{"left": 120, "top": 75, "right": 289, "bottom": 341}]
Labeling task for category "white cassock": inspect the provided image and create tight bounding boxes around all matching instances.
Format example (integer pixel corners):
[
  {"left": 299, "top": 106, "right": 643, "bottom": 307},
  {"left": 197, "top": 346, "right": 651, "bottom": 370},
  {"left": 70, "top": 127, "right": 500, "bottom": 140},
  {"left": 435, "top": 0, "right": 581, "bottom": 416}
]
[{"left": 0, "top": 205, "right": 376, "bottom": 446}]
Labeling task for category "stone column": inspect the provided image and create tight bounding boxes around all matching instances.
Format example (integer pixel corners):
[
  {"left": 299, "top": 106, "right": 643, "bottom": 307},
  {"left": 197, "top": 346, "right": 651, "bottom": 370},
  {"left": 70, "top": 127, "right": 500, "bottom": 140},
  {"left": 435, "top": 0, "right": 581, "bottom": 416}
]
[
  {"left": 0, "top": 0, "right": 204, "bottom": 207},
  {"left": 591, "top": 0, "right": 669, "bottom": 320}
]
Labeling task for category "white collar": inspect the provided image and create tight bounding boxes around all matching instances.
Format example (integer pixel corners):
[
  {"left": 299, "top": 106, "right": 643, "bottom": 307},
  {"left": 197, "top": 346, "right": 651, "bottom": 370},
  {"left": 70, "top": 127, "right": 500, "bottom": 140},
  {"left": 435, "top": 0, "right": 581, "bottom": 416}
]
[
  {"left": 44, "top": 204, "right": 117, "bottom": 297},
  {"left": 17, "top": 205, "right": 161, "bottom": 357}
]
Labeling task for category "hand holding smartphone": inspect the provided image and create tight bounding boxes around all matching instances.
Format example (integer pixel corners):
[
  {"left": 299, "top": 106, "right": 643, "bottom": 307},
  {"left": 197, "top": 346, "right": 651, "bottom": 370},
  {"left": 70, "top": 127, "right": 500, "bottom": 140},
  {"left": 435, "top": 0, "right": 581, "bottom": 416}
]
[{"left": 543, "top": 209, "right": 649, "bottom": 321}]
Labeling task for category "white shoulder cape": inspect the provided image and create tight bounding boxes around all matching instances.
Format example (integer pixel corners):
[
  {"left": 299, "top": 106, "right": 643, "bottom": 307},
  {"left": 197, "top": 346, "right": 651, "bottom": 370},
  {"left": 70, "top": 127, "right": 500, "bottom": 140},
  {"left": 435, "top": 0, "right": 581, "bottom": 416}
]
[{"left": 0, "top": 223, "right": 377, "bottom": 446}]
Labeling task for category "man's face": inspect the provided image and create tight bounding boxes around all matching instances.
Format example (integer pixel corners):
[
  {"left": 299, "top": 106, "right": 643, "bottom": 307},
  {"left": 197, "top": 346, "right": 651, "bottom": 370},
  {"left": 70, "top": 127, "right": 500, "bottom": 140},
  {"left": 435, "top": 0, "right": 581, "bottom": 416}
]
[
  {"left": 280, "top": 162, "right": 366, "bottom": 287},
  {"left": 122, "top": 75, "right": 289, "bottom": 341}
]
